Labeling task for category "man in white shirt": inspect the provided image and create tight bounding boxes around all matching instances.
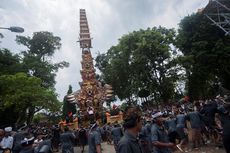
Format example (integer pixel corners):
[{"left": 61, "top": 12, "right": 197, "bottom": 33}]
[
  {"left": 0, "top": 129, "right": 4, "bottom": 153},
  {"left": 0, "top": 127, "right": 14, "bottom": 153}
]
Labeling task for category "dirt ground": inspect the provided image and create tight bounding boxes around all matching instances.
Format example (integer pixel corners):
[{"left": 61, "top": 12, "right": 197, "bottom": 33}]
[
  {"left": 58, "top": 142, "right": 226, "bottom": 153},
  {"left": 174, "top": 145, "right": 225, "bottom": 153}
]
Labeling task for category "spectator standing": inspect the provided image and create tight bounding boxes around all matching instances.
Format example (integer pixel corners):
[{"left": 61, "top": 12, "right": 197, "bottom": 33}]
[
  {"left": 111, "top": 123, "right": 123, "bottom": 153},
  {"left": 186, "top": 108, "right": 203, "bottom": 149},
  {"left": 217, "top": 97, "right": 230, "bottom": 153},
  {"left": 79, "top": 126, "right": 87, "bottom": 153},
  {"left": 164, "top": 115, "right": 178, "bottom": 144},
  {"left": 175, "top": 109, "right": 187, "bottom": 152},
  {"left": 117, "top": 106, "right": 143, "bottom": 153},
  {"left": 19, "top": 135, "right": 35, "bottom": 153},
  {"left": 51, "top": 125, "right": 60, "bottom": 152},
  {"left": 0, "top": 127, "right": 14, "bottom": 153},
  {"left": 88, "top": 122, "right": 102, "bottom": 153},
  {"left": 139, "top": 119, "right": 152, "bottom": 153},
  {"left": 151, "top": 112, "right": 175, "bottom": 153},
  {"left": 12, "top": 130, "right": 24, "bottom": 153},
  {"left": 60, "top": 127, "right": 76, "bottom": 153}
]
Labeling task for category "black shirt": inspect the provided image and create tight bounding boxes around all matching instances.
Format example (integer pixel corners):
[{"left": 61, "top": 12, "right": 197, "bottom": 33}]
[
  {"left": 218, "top": 107, "right": 230, "bottom": 136},
  {"left": 200, "top": 103, "right": 217, "bottom": 125},
  {"left": 219, "top": 112, "right": 230, "bottom": 136}
]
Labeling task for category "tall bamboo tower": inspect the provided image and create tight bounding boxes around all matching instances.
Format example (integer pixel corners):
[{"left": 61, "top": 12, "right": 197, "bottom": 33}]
[{"left": 67, "top": 9, "right": 113, "bottom": 120}]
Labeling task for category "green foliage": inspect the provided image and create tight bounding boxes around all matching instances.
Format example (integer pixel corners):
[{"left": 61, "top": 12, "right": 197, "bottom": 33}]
[
  {"left": 0, "top": 49, "right": 22, "bottom": 75},
  {"left": 16, "top": 31, "right": 69, "bottom": 88},
  {"left": 0, "top": 73, "right": 61, "bottom": 125},
  {"left": 96, "top": 27, "right": 180, "bottom": 103},
  {"left": 138, "top": 89, "right": 150, "bottom": 98},
  {"left": 16, "top": 32, "right": 61, "bottom": 58},
  {"left": 33, "top": 113, "right": 43, "bottom": 124},
  {"left": 176, "top": 13, "right": 230, "bottom": 100},
  {"left": 120, "top": 102, "right": 129, "bottom": 111},
  {"left": 0, "top": 31, "right": 67, "bottom": 126},
  {"left": 33, "top": 113, "right": 62, "bottom": 125}
]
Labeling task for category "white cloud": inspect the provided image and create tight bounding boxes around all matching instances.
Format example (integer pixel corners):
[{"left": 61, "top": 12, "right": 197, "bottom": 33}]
[{"left": 0, "top": 0, "right": 209, "bottom": 101}]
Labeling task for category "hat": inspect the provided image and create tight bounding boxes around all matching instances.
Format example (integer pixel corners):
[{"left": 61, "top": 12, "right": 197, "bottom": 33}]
[
  {"left": 4, "top": 127, "right": 12, "bottom": 132},
  {"left": 152, "top": 112, "right": 163, "bottom": 119}
]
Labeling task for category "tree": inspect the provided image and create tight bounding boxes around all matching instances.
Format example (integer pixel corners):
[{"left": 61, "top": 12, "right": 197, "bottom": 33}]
[
  {"left": 0, "top": 31, "right": 66, "bottom": 126},
  {"left": 176, "top": 13, "right": 230, "bottom": 100},
  {"left": 95, "top": 27, "right": 180, "bottom": 104},
  {"left": 0, "top": 73, "right": 61, "bottom": 126},
  {"left": 16, "top": 31, "right": 69, "bottom": 88},
  {"left": 0, "top": 49, "right": 25, "bottom": 127},
  {"left": 0, "top": 48, "right": 22, "bottom": 75}
]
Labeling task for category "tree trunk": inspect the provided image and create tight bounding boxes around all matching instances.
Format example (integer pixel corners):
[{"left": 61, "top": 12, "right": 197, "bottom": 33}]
[
  {"left": 15, "top": 114, "right": 23, "bottom": 128},
  {"left": 26, "top": 107, "right": 35, "bottom": 126}
]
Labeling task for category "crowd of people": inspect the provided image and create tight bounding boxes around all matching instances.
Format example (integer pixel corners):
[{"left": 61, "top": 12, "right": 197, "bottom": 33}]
[
  {"left": 0, "top": 95, "right": 230, "bottom": 153},
  {"left": 118, "top": 95, "right": 230, "bottom": 153},
  {"left": 0, "top": 119, "right": 120, "bottom": 153},
  {"left": 0, "top": 124, "right": 60, "bottom": 153}
]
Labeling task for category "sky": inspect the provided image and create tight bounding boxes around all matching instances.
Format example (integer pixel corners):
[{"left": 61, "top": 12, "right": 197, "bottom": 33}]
[{"left": 0, "top": 0, "right": 209, "bottom": 101}]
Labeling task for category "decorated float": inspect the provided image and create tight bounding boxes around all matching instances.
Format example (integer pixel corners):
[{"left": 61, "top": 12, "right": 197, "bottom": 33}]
[{"left": 59, "top": 9, "right": 122, "bottom": 129}]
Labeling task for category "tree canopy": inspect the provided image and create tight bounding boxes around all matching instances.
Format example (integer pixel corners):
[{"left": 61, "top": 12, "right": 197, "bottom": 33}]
[
  {"left": 0, "top": 49, "right": 22, "bottom": 75},
  {"left": 96, "top": 14, "right": 230, "bottom": 104},
  {"left": 16, "top": 31, "right": 69, "bottom": 88},
  {"left": 0, "top": 31, "right": 68, "bottom": 127},
  {"left": 0, "top": 73, "right": 61, "bottom": 126},
  {"left": 176, "top": 13, "right": 230, "bottom": 100},
  {"left": 96, "top": 27, "right": 181, "bottom": 104}
]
